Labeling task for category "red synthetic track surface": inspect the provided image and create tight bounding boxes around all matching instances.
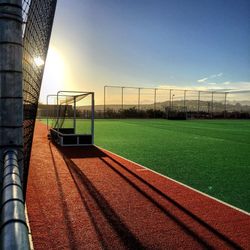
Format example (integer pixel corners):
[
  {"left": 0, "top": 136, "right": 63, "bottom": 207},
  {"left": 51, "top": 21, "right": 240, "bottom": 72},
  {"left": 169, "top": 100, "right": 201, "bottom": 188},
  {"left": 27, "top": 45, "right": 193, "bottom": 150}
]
[{"left": 26, "top": 123, "right": 250, "bottom": 249}]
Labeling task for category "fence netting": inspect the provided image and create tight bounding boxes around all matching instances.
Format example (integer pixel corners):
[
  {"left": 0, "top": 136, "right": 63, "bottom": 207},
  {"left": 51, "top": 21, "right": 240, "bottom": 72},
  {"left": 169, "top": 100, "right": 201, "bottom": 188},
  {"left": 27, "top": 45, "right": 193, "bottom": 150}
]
[
  {"left": 22, "top": 0, "right": 57, "bottom": 193},
  {"left": 104, "top": 86, "right": 250, "bottom": 119}
]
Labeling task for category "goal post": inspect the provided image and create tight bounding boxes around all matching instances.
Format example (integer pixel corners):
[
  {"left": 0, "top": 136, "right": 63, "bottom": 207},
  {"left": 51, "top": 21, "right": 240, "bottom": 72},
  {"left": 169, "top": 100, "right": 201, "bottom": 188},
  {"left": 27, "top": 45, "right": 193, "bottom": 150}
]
[{"left": 47, "top": 91, "right": 95, "bottom": 146}]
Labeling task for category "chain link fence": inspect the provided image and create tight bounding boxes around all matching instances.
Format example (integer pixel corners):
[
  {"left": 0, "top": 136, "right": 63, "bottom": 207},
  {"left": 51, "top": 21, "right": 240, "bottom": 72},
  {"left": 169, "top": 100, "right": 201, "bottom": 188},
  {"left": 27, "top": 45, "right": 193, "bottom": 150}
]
[
  {"left": 22, "top": 0, "right": 57, "bottom": 193},
  {"left": 103, "top": 86, "right": 250, "bottom": 119}
]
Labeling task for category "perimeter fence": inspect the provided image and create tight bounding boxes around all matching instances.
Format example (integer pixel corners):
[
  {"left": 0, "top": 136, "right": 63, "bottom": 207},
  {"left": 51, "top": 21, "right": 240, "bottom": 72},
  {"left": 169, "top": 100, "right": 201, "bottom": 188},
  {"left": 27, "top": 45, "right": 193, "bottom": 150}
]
[
  {"left": 22, "top": 0, "right": 57, "bottom": 193},
  {"left": 103, "top": 86, "right": 250, "bottom": 119}
]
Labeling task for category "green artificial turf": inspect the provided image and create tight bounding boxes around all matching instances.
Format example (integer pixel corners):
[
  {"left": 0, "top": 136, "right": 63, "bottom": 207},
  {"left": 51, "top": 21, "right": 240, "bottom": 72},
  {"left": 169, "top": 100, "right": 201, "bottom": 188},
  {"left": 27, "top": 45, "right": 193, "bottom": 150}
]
[{"left": 41, "top": 118, "right": 250, "bottom": 212}]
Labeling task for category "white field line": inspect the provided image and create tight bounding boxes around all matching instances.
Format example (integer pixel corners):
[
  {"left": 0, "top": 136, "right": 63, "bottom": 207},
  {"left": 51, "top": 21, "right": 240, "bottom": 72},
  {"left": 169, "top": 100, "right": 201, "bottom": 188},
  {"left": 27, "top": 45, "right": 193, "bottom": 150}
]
[
  {"left": 25, "top": 205, "right": 35, "bottom": 250},
  {"left": 97, "top": 146, "right": 250, "bottom": 216}
]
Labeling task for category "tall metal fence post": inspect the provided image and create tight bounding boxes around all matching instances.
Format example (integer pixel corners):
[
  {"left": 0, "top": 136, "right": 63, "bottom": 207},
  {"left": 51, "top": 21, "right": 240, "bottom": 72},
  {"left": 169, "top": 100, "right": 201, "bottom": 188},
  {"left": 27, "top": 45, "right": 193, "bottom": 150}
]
[
  {"left": 91, "top": 92, "right": 95, "bottom": 144},
  {"left": 0, "top": 0, "right": 23, "bottom": 158},
  {"left": 103, "top": 86, "right": 106, "bottom": 118},
  {"left": 169, "top": 89, "right": 172, "bottom": 110},
  {"left": 121, "top": 87, "right": 124, "bottom": 111},
  {"left": 138, "top": 88, "right": 141, "bottom": 110},
  {"left": 0, "top": 0, "right": 30, "bottom": 248},
  {"left": 73, "top": 97, "right": 76, "bottom": 132},
  {"left": 184, "top": 90, "right": 186, "bottom": 110},
  {"left": 224, "top": 92, "right": 227, "bottom": 118},
  {"left": 211, "top": 92, "right": 214, "bottom": 117},
  {"left": 154, "top": 88, "right": 157, "bottom": 111},
  {"left": 198, "top": 91, "right": 200, "bottom": 114}
]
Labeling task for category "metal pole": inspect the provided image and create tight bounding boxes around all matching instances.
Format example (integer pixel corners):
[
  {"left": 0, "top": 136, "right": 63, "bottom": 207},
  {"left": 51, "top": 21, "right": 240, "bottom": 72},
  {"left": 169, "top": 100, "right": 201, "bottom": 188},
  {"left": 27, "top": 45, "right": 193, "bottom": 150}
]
[
  {"left": 0, "top": 1, "right": 30, "bottom": 249},
  {"left": 0, "top": 0, "right": 23, "bottom": 151},
  {"left": 172, "top": 94, "right": 175, "bottom": 109},
  {"left": 73, "top": 96, "right": 76, "bottom": 133},
  {"left": 138, "top": 88, "right": 140, "bottom": 110},
  {"left": 184, "top": 90, "right": 187, "bottom": 110},
  {"left": 211, "top": 92, "right": 214, "bottom": 117},
  {"left": 47, "top": 95, "right": 49, "bottom": 130},
  {"left": 198, "top": 91, "right": 200, "bottom": 113},
  {"left": 154, "top": 88, "right": 157, "bottom": 111},
  {"left": 121, "top": 87, "right": 124, "bottom": 110},
  {"left": 91, "top": 93, "right": 95, "bottom": 144},
  {"left": 103, "top": 86, "right": 106, "bottom": 118},
  {"left": 224, "top": 92, "right": 227, "bottom": 118},
  {"left": 169, "top": 89, "right": 172, "bottom": 110},
  {"left": 56, "top": 93, "right": 59, "bottom": 130}
]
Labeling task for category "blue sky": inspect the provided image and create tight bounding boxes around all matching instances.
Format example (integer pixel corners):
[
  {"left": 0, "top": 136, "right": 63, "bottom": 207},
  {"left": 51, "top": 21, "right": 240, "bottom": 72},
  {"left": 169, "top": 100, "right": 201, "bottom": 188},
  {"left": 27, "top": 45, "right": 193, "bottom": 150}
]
[{"left": 40, "top": 0, "right": 250, "bottom": 103}]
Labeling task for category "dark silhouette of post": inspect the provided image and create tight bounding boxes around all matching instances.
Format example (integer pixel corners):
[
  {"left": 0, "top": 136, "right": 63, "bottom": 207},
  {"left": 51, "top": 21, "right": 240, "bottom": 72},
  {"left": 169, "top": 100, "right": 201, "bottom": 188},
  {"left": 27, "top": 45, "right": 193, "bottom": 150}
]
[
  {"left": 0, "top": 1, "right": 30, "bottom": 249},
  {"left": 103, "top": 86, "right": 106, "bottom": 118},
  {"left": 169, "top": 89, "right": 172, "bottom": 110},
  {"left": 224, "top": 92, "right": 227, "bottom": 118},
  {"left": 121, "top": 87, "right": 124, "bottom": 110},
  {"left": 184, "top": 90, "right": 187, "bottom": 110},
  {"left": 154, "top": 88, "right": 157, "bottom": 111},
  {"left": 198, "top": 91, "right": 201, "bottom": 114},
  {"left": 211, "top": 92, "right": 214, "bottom": 117},
  {"left": 138, "top": 88, "right": 141, "bottom": 110},
  {"left": 0, "top": 0, "right": 23, "bottom": 155}
]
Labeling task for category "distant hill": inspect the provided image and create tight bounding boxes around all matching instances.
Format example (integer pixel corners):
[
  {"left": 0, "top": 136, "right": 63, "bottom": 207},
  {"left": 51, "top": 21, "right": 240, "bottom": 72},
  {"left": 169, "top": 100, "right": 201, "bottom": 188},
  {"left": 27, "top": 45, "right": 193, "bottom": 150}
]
[{"left": 75, "top": 100, "right": 250, "bottom": 112}]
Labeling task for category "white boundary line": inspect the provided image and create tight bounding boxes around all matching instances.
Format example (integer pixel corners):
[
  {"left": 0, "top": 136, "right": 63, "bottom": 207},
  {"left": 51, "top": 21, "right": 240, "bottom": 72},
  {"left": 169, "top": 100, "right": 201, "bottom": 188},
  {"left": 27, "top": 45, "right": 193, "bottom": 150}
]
[
  {"left": 97, "top": 146, "right": 250, "bottom": 216},
  {"left": 25, "top": 204, "right": 35, "bottom": 250}
]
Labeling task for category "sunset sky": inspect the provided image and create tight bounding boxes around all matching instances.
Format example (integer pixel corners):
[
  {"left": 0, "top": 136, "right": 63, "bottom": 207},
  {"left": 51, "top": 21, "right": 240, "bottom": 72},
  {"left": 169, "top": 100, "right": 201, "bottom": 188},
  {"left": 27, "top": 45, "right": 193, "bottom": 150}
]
[{"left": 40, "top": 0, "right": 250, "bottom": 104}]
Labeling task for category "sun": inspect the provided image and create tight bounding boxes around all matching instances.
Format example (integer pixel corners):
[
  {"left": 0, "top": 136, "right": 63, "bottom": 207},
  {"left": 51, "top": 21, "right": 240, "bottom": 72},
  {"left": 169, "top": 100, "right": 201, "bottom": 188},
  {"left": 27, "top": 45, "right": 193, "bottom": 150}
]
[
  {"left": 34, "top": 57, "right": 45, "bottom": 67},
  {"left": 40, "top": 46, "right": 66, "bottom": 103}
]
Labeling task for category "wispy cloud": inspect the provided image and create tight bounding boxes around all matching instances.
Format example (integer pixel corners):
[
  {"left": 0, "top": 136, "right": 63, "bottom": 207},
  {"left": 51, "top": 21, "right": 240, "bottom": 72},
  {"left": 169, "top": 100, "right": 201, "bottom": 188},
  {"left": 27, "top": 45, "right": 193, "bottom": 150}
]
[
  {"left": 211, "top": 72, "right": 223, "bottom": 78},
  {"left": 158, "top": 81, "right": 250, "bottom": 92},
  {"left": 197, "top": 77, "right": 208, "bottom": 83},
  {"left": 197, "top": 72, "right": 223, "bottom": 83}
]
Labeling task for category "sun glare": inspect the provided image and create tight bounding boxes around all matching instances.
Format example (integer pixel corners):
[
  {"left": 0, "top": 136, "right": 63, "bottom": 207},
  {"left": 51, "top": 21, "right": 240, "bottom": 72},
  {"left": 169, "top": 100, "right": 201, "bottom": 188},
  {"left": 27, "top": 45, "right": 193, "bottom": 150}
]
[
  {"left": 39, "top": 46, "right": 67, "bottom": 103},
  {"left": 34, "top": 57, "right": 44, "bottom": 67}
]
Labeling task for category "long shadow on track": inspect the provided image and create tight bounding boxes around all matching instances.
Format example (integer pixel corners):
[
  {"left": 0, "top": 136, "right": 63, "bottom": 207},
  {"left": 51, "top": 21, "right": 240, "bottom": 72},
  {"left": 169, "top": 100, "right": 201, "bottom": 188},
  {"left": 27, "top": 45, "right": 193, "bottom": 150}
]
[
  {"left": 54, "top": 144, "right": 146, "bottom": 249},
  {"left": 55, "top": 145, "right": 242, "bottom": 249}
]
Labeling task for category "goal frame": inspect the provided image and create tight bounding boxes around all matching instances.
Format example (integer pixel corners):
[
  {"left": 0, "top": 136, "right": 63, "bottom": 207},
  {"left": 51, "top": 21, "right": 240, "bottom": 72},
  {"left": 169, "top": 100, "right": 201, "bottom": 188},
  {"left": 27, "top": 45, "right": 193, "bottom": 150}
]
[{"left": 47, "top": 91, "right": 95, "bottom": 146}]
